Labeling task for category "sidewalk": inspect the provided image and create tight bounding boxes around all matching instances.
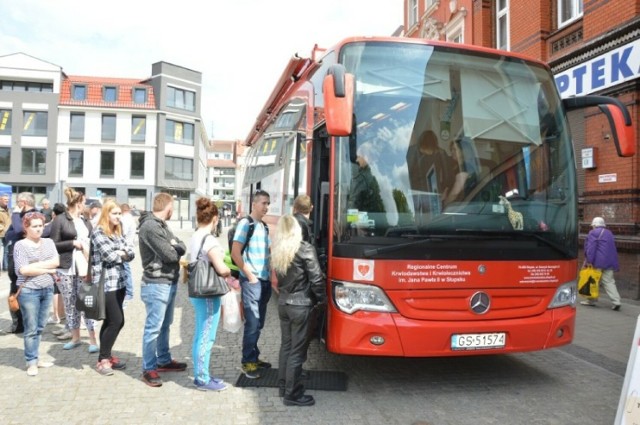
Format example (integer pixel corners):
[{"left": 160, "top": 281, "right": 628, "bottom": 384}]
[{"left": 0, "top": 223, "right": 638, "bottom": 424}]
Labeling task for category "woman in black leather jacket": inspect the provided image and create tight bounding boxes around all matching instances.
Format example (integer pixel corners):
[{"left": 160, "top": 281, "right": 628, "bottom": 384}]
[{"left": 271, "top": 214, "right": 325, "bottom": 407}]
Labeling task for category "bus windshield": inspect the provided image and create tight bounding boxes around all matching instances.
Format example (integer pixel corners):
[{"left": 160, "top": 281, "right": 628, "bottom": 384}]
[{"left": 333, "top": 41, "right": 577, "bottom": 259}]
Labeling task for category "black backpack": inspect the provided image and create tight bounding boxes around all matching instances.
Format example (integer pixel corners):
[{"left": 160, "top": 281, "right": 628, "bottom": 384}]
[{"left": 227, "top": 216, "right": 268, "bottom": 267}]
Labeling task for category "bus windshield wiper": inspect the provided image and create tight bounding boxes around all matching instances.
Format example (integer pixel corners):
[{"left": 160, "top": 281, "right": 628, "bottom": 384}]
[
  {"left": 454, "top": 229, "right": 571, "bottom": 258},
  {"left": 363, "top": 235, "right": 449, "bottom": 258}
]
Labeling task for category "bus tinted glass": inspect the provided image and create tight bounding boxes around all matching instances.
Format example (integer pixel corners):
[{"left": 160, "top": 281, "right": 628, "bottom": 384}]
[{"left": 333, "top": 41, "right": 577, "bottom": 259}]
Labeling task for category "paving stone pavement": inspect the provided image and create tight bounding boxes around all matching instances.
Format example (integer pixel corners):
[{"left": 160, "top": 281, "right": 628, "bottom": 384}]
[{"left": 0, "top": 221, "right": 639, "bottom": 424}]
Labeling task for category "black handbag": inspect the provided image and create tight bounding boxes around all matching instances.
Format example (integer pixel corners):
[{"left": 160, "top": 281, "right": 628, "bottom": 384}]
[
  {"left": 75, "top": 244, "right": 106, "bottom": 321},
  {"left": 188, "top": 234, "right": 230, "bottom": 298}
]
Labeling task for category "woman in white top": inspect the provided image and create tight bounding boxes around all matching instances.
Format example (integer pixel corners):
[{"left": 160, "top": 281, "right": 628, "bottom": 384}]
[{"left": 188, "top": 197, "right": 230, "bottom": 392}]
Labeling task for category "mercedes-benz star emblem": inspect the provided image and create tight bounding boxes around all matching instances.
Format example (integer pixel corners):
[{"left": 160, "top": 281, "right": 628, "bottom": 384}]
[{"left": 470, "top": 291, "right": 491, "bottom": 314}]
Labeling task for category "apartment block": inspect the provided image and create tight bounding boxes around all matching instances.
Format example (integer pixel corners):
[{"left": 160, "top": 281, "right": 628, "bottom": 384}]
[{"left": 0, "top": 53, "right": 208, "bottom": 220}]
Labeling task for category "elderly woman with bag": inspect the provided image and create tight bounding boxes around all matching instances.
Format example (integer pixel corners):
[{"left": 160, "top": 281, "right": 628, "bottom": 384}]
[
  {"left": 14, "top": 211, "right": 59, "bottom": 376},
  {"left": 91, "top": 200, "right": 135, "bottom": 376},
  {"left": 272, "top": 214, "right": 326, "bottom": 407},
  {"left": 188, "top": 197, "right": 230, "bottom": 392}
]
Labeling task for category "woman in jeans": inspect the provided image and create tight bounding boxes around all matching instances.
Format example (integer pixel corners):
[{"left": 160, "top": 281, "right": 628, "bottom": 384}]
[
  {"left": 49, "top": 187, "right": 98, "bottom": 351},
  {"left": 188, "top": 197, "right": 230, "bottom": 391},
  {"left": 14, "top": 211, "right": 59, "bottom": 376},
  {"left": 91, "top": 200, "right": 135, "bottom": 375}
]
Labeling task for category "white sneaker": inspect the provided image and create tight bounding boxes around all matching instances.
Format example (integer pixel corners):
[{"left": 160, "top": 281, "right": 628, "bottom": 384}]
[
  {"left": 26, "top": 365, "right": 38, "bottom": 376},
  {"left": 47, "top": 317, "right": 60, "bottom": 325},
  {"left": 38, "top": 361, "right": 54, "bottom": 368}
]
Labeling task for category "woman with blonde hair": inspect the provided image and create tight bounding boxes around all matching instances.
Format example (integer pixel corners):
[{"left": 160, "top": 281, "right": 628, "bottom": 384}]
[
  {"left": 90, "top": 200, "right": 135, "bottom": 375},
  {"left": 188, "top": 197, "right": 230, "bottom": 391},
  {"left": 272, "top": 214, "right": 325, "bottom": 407},
  {"left": 49, "top": 187, "right": 98, "bottom": 352}
]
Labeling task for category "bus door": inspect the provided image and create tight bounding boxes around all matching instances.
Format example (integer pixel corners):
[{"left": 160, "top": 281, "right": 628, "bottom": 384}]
[{"left": 310, "top": 126, "right": 331, "bottom": 270}]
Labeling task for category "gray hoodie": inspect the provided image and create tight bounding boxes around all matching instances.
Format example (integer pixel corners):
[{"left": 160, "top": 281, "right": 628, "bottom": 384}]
[{"left": 137, "top": 211, "right": 186, "bottom": 284}]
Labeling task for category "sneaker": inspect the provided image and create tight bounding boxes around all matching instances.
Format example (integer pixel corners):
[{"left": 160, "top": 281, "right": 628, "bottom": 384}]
[
  {"left": 38, "top": 361, "right": 54, "bottom": 368},
  {"left": 47, "top": 316, "right": 60, "bottom": 325},
  {"left": 194, "top": 379, "right": 228, "bottom": 392},
  {"left": 51, "top": 328, "right": 67, "bottom": 336},
  {"left": 142, "top": 370, "right": 163, "bottom": 387},
  {"left": 257, "top": 359, "right": 272, "bottom": 369},
  {"left": 157, "top": 359, "right": 187, "bottom": 372},
  {"left": 110, "top": 356, "right": 126, "bottom": 370},
  {"left": 26, "top": 365, "right": 38, "bottom": 376},
  {"left": 612, "top": 304, "right": 621, "bottom": 311},
  {"left": 283, "top": 394, "right": 315, "bottom": 407},
  {"left": 96, "top": 359, "right": 114, "bottom": 376},
  {"left": 56, "top": 331, "right": 73, "bottom": 340},
  {"left": 241, "top": 362, "right": 261, "bottom": 379},
  {"left": 580, "top": 300, "right": 596, "bottom": 307}
]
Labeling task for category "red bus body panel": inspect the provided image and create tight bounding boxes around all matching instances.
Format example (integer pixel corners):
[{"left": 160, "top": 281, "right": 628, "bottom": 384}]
[{"left": 326, "top": 257, "right": 576, "bottom": 356}]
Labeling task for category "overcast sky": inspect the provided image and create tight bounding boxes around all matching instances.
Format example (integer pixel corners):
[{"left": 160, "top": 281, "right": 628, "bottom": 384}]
[{"left": 0, "top": 0, "right": 402, "bottom": 141}]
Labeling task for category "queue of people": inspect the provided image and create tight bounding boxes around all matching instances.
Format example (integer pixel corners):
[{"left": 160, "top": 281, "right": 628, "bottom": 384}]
[{"left": 6, "top": 189, "right": 326, "bottom": 407}]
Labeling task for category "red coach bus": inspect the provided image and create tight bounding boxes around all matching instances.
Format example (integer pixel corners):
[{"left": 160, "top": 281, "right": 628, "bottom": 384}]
[{"left": 240, "top": 37, "right": 634, "bottom": 357}]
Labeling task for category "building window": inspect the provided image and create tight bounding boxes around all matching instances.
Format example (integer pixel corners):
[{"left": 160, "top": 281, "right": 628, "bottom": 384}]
[
  {"left": 133, "top": 87, "right": 147, "bottom": 104},
  {"left": 22, "top": 111, "right": 48, "bottom": 136},
  {"left": 103, "top": 86, "right": 117, "bottom": 102},
  {"left": 496, "top": 0, "right": 510, "bottom": 50},
  {"left": 165, "top": 120, "right": 194, "bottom": 145},
  {"left": 0, "top": 110, "right": 11, "bottom": 135},
  {"left": 167, "top": 86, "right": 196, "bottom": 112},
  {"left": 558, "top": 0, "right": 583, "bottom": 27},
  {"left": 131, "top": 152, "right": 145, "bottom": 179},
  {"left": 72, "top": 84, "right": 87, "bottom": 101},
  {"left": 165, "top": 156, "right": 193, "bottom": 181},
  {"left": 102, "top": 114, "right": 116, "bottom": 141},
  {"left": 98, "top": 187, "right": 116, "bottom": 198},
  {"left": 0, "top": 147, "right": 9, "bottom": 173},
  {"left": 69, "top": 150, "right": 84, "bottom": 177},
  {"left": 131, "top": 116, "right": 146, "bottom": 142},
  {"left": 22, "top": 148, "right": 46, "bottom": 174},
  {"left": 128, "top": 189, "right": 146, "bottom": 210},
  {"left": 0, "top": 80, "right": 53, "bottom": 92},
  {"left": 70, "top": 112, "right": 85, "bottom": 140},
  {"left": 100, "top": 151, "right": 115, "bottom": 178},
  {"left": 408, "top": 0, "right": 418, "bottom": 27}
]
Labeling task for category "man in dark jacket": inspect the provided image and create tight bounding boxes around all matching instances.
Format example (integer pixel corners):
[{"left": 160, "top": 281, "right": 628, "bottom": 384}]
[
  {"left": 292, "top": 195, "right": 313, "bottom": 243},
  {"left": 581, "top": 216, "right": 622, "bottom": 310},
  {"left": 138, "top": 193, "right": 187, "bottom": 387}
]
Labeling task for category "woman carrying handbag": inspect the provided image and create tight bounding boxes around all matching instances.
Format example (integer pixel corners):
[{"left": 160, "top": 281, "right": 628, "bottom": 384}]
[
  {"left": 188, "top": 198, "right": 231, "bottom": 391},
  {"left": 90, "top": 200, "right": 135, "bottom": 376}
]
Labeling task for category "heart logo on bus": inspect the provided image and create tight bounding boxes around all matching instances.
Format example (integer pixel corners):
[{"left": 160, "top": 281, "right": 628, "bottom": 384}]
[{"left": 353, "top": 259, "right": 374, "bottom": 281}]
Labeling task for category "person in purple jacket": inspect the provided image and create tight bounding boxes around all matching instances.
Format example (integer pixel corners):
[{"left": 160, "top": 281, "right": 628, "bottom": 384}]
[{"left": 581, "top": 217, "right": 622, "bottom": 311}]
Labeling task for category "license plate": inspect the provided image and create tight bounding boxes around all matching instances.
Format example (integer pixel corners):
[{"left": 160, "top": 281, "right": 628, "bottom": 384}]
[{"left": 451, "top": 332, "right": 506, "bottom": 350}]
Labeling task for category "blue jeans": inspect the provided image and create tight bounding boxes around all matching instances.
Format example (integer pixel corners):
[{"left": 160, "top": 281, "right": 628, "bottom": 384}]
[
  {"left": 18, "top": 286, "right": 54, "bottom": 365},
  {"left": 123, "top": 262, "right": 133, "bottom": 300},
  {"left": 141, "top": 282, "right": 177, "bottom": 371},
  {"left": 240, "top": 278, "right": 271, "bottom": 363},
  {"left": 190, "top": 296, "right": 221, "bottom": 384}
]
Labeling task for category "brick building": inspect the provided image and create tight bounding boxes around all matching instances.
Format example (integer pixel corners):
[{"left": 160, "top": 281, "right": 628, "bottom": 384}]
[{"left": 403, "top": 0, "right": 640, "bottom": 299}]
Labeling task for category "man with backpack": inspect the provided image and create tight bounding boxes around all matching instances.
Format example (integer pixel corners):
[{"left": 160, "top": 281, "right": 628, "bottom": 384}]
[{"left": 231, "top": 189, "right": 272, "bottom": 379}]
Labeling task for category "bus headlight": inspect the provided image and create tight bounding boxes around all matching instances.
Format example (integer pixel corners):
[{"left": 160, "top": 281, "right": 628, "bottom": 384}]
[
  {"left": 548, "top": 281, "right": 577, "bottom": 308},
  {"left": 332, "top": 281, "right": 397, "bottom": 314}
]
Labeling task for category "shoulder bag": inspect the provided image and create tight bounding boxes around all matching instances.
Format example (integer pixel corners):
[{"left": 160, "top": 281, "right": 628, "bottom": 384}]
[
  {"left": 75, "top": 244, "right": 106, "bottom": 320},
  {"left": 188, "top": 234, "right": 229, "bottom": 298}
]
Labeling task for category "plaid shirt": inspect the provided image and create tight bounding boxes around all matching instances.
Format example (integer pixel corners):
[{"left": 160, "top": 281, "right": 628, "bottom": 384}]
[{"left": 90, "top": 226, "right": 135, "bottom": 292}]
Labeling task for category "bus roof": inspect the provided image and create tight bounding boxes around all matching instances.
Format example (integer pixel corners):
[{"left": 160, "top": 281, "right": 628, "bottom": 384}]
[{"left": 244, "top": 36, "right": 551, "bottom": 147}]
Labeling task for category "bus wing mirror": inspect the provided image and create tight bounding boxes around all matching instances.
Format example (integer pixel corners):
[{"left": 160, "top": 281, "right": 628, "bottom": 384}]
[
  {"left": 323, "top": 64, "right": 354, "bottom": 136},
  {"left": 563, "top": 95, "right": 636, "bottom": 157},
  {"left": 598, "top": 104, "right": 635, "bottom": 157}
]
